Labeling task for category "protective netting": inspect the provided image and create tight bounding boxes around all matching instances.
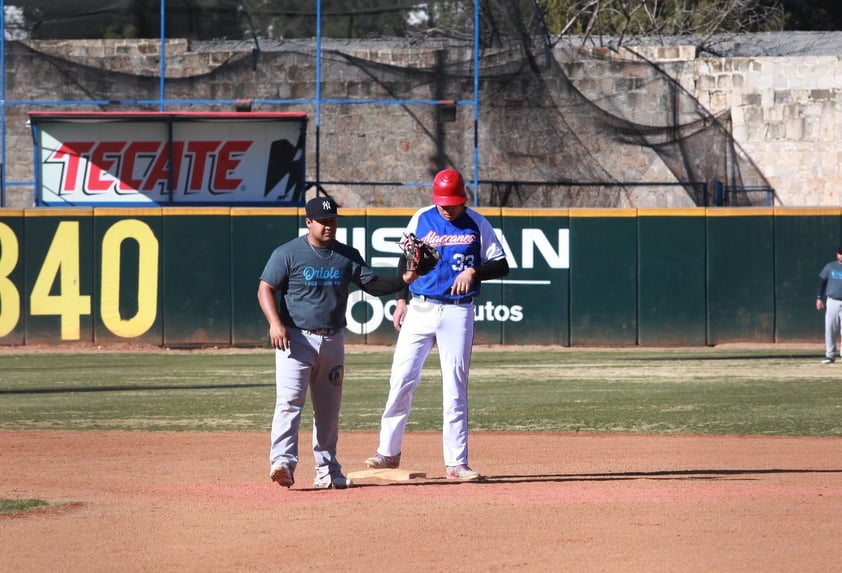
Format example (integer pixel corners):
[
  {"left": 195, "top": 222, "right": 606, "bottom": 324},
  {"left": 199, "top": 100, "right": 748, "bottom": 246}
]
[{"left": 6, "top": 1, "right": 773, "bottom": 208}]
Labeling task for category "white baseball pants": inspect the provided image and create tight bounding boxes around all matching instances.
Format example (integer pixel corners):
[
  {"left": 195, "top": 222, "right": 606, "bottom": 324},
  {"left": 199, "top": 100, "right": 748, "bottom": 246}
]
[{"left": 376, "top": 299, "right": 475, "bottom": 467}]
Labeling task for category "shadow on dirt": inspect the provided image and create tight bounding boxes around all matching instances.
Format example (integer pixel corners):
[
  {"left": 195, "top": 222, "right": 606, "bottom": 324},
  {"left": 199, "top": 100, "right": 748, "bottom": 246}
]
[{"left": 349, "top": 467, "right": 842, "bottom": 488}]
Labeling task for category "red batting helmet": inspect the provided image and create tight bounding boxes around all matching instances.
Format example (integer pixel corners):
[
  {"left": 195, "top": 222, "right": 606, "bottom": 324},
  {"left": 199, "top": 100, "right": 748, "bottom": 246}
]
[{"left": 432, "top": 169, "right": 467, "bottom": 206}]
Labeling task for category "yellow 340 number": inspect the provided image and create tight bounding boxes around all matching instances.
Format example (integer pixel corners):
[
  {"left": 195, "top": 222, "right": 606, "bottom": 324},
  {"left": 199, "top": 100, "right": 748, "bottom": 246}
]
[
  {"left": 0, "top": 222, "right": 21, "bottom": 337},
  {"left": 29, "top": 221, "right": 93, "bottom": 339},
  {"left": 1, "top": 219, "right": 159, "bottom": 340},
  {"left": 100, "top": 220, "right": 159, "bottom": 338}
]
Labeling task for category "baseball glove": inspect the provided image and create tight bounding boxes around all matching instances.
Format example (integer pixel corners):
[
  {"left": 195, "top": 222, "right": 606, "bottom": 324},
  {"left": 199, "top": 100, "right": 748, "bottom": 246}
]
[{"left": 399, "top": 233, "right": 440, "bottom": 275}]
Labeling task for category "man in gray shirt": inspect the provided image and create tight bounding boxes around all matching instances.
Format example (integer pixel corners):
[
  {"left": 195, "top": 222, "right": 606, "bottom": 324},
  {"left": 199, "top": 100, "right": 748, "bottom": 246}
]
[
  {"left": 257, "top": 196, "right": 418, "bottom": 489},
  {"left": 816, "top": 245, "right": 842, "bottom": 363}
]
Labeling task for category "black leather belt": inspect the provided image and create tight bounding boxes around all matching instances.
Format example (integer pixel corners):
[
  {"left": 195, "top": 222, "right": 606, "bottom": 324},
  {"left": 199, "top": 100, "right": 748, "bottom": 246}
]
[
  {"left": 415, "top": 295, "right": 474, "bottom": 305},
  {"left": 302, "top": 328, "right": 338, "bottom": 336}
]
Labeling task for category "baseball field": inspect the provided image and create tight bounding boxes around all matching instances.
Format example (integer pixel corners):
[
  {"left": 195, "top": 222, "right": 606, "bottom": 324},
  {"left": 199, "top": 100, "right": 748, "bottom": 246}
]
[{"left": 1, "top": 344, "right": 841, "bottom": 572}]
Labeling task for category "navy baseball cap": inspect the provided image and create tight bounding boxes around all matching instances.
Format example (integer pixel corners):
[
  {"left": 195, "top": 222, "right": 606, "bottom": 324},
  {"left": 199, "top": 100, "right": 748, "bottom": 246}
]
[{"left": 305, "top": 197, "right": 341, "bottom": 220}]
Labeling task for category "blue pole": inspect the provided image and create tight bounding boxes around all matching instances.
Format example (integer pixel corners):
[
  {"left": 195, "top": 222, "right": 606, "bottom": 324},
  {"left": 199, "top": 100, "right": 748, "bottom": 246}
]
[
  {"left": 315, "top": 0, "right": 322, "bottom": 194},
  {"left": 1, "top": 0, "right": 6, "bottom": 207},
  {"left": 472, "top": 0, "right": 479, "bottom": 206},
  {"left": 160, "top": 0, "right": 166, "bottom": 110}
]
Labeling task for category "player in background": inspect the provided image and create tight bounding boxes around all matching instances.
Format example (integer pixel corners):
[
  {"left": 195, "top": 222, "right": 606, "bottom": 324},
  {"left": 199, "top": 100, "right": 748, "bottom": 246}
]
[
  {"left": 258, "top": 197, "right": 418, "bottom": 489},
  {"left": 816, "top": 245, "right": 842, "bottom": 364},
  {"left": 364, "top": 168, "right": 510, "bottom": 480}
]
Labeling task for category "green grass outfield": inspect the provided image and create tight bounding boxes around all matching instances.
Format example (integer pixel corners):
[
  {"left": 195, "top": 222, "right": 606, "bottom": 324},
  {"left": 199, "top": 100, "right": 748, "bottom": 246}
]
[{"left": 1, "top": 346, "right": 840, "bottom": 436}]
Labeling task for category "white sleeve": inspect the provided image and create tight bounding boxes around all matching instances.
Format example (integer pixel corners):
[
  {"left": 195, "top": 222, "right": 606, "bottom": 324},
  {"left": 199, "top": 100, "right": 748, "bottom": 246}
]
[
  {"left": 405, "top": 209, "right": 421, "bottom": 235},
  {"left": 474, "top": 213, "right": 506, "bottom": 262}
]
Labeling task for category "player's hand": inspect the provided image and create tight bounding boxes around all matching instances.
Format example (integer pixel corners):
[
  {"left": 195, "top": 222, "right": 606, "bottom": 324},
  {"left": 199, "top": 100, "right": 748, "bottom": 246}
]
[
  {"left": 817, "top": 299, "right": 825, "bottom": 311},
  {"left": 269, "top": 323, "right": 291, "bottom": 351},
  {"left": 450, "top": 268, "right": 476, "bottom": 296},
  {"left": 393, "top": 299, "right": 408, "bottom": 331}
]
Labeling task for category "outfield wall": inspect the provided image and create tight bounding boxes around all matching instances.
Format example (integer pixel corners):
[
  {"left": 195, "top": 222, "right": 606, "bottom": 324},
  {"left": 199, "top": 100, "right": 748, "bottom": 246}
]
[{"left": 0, "top": 207, "right": 837, "bottom": 347}]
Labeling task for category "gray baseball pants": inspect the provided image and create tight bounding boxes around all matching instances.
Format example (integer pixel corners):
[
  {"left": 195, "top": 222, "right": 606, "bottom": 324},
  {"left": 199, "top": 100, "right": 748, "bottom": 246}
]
[
  {"left": 269, "top": 328, "right": 345, "bottom": 482},
  {"left": 825, "top": 298, "right": 842, "bottom": 359}
]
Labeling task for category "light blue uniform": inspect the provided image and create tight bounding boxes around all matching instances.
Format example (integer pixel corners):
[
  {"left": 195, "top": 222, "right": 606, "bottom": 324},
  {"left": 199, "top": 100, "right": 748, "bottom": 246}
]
[
  {"left": 818, "top": 260, "right": 842, "bottom": 360},
  {"left": 376, "top": 205, "right": 507, "bottom": 467}
]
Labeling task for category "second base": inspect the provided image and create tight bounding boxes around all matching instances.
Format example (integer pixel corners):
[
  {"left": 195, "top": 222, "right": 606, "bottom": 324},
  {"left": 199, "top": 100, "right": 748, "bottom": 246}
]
[{"left": 346, "top": 468, "right": 427, "bottom": 483}]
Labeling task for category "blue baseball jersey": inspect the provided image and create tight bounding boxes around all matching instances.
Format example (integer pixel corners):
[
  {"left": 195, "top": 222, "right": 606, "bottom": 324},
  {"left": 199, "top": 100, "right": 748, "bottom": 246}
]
[
  {"left": 819, "top": 260, "right": 842, "bottom": 300},
  {"left": 406, "top": 205, "right": 506, "bottom": 301}
]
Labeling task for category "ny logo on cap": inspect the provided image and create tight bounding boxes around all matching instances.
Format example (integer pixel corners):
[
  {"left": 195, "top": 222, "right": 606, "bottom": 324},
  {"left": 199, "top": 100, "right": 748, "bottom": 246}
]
[{"left": 323, "top": 200, "right": 332, "bottom": 211}]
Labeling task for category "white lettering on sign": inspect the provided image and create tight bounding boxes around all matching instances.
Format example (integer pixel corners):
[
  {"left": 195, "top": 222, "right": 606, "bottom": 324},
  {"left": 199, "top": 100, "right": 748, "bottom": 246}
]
[
  {"left": 304, "top": 226, "right": 571, "bottom": 270},
  {"left": 521, "top": 229, "right": 570, "bottom": 269},
  {"left": 344, "top": 291, "right": 525, "bottom": 335}
]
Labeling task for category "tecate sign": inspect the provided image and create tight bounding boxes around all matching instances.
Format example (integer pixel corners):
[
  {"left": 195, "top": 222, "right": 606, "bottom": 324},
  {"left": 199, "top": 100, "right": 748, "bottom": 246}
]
[{"left": 30, "top": 113, "right": 307, "bottom": 206}]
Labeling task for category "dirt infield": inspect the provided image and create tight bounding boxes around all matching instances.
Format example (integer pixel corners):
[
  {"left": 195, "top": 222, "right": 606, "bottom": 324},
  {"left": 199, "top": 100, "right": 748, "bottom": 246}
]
[{"left": 2, "top": 430, "right": 841, "bottom": 572}]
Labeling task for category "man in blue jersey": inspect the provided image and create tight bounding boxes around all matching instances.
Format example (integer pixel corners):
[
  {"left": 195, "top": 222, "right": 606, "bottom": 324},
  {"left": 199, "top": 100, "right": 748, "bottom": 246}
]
[
  {"left": 258, "top": 196, "right": 419, "bottom": 489},
  {"left": 364, "top": 169, "right": 510, "bottom": 480},
  {"left": 817, "top": 245, "right": 842, "bottom": 364}
]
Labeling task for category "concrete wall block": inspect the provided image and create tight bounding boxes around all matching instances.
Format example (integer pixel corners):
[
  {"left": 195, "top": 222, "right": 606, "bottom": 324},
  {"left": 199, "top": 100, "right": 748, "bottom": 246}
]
[
  {"left": 791, "top": 89, "right": 811, "bottom": 104},
  {"left": 707, "top": 91, "right": 730, "bottom": 113},
  {"left": 801, "top": 102, "right": 825, "bottom": 117},
  {"left": 741, "top": 105, "right": 765, "bottom": 124},
  {"left": 741, "top": 93, "right": 761, "bottom": 106},
  {"left": 729, "top": 59, "right": 752, "bottom": 73},
  {"left": 819, "top": 116, "right": 838, "bottom": 140},
  {"left": 696, "top": 74, "right": 716, "bottom": 91},
  {"left": 819, "top": 151, "right": 840, "bottom": 175},
  {"left": 766, "top": 122, "right": 786, "bottom": 140},
  {"left": 774, "top": 90, "right": 792, "bottom": 104},
  {"left": 771, "top": 73, "right": 791, "bottom": 89},
  {"left": 783, "top": 103, "right": 802, "bottom": 120},
  {"left": 803, "top": 115, "right": 823, "bottom": 141},
  {"left": 810, "top": 88, "right": 834, "bottom": 101},
  {"left": 706, "top": 59, "right": 725, "bottom": 73},
  {"left": 785, "top": 117, "right": 804, "bottom": 140},
  {"left": 759, "top": 89, "right": 775, "bottom": 107},
  {"left": 742, "top": 67, "right": 772, "bottom": 90}
]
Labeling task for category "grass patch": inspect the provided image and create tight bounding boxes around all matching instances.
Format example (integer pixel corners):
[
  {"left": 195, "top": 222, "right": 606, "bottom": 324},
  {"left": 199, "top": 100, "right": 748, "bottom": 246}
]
[
  {"left": 0, "top": 347, "right": 840, "bottom": 436},
  {"left": 0, "top": 498, "right": 52, "bottom": 515}
]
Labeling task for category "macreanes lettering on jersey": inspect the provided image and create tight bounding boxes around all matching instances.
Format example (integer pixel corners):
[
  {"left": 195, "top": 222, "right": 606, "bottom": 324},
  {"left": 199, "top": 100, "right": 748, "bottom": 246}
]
[
  {"left": 418, "top": 230, "right": 476, "bottom": 247},
  {"left": 46, "top": 139, "right": 253, "bottom": 196}
]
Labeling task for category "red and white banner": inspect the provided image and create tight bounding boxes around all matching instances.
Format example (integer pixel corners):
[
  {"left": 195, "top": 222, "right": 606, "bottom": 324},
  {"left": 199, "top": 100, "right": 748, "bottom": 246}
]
[{"left": 29, "top": 112, "right": 307, "bottom": 206}]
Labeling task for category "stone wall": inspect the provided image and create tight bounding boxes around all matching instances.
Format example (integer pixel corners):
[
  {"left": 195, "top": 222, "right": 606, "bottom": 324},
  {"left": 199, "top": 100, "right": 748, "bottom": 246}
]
[
  {"left": 695, "top": 55, "right": 842, "bottom": 205},
  {"left": 2, "top": 38, "right": 839, "bottom": 209}
]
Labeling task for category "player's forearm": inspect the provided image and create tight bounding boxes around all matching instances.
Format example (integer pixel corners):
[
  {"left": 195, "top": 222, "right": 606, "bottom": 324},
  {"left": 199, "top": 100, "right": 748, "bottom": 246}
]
[
  {"left": 818, "top": 278, "right": 828, "bottom": 299},
  {"left": 361, "top": 274, "right": 413, "bottom": 297},
  {"left": 475, "top": 258, "right": 509, "bottom": 282},
  {"left": 257, "top": 281, "right": 283, "bottom": 327}
]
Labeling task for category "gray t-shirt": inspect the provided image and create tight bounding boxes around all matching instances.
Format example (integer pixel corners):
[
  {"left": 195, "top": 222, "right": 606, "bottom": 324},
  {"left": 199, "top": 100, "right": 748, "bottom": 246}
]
[
  {"left": 819, "top": 260, "right": 842, "bottom": 300},
  {"left": 260, "top": 235, "right": 378, "bottom": 331}
]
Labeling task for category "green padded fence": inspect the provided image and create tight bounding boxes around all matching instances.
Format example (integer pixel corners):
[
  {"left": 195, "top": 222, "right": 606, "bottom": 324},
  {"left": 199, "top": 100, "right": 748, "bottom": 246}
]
[{"left": 0, "top": 207, "right": 839, "bottom": 347}]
